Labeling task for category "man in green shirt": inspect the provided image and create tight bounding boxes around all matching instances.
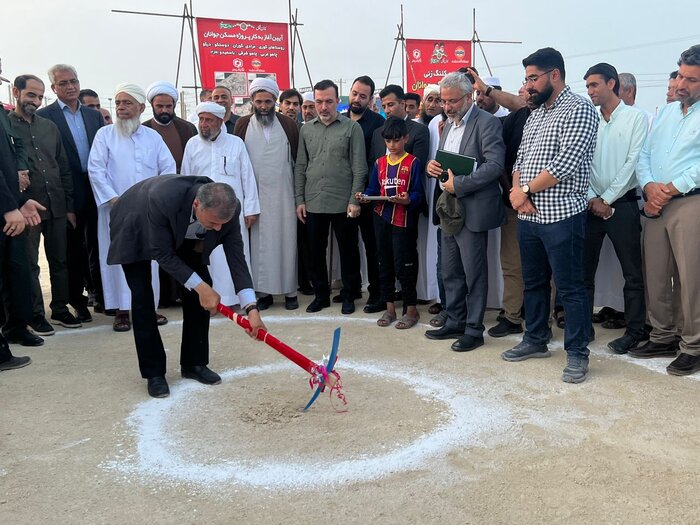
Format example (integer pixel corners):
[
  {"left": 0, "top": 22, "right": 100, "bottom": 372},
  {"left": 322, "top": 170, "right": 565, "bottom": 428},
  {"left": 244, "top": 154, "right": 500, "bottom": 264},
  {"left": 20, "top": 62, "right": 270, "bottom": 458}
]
[
  {"left": 295, "top": 79, "right": 367, "bottom": 315},
  {"left": 9, "top": 74, "right": 80, "bottom": 333}
]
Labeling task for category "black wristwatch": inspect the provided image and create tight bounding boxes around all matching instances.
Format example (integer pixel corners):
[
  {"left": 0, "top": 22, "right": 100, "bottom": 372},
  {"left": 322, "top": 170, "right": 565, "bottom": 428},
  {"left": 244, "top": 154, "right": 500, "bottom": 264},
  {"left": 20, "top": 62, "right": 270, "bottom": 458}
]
[
  {"left": 485, "top": 85, "right": 493, "bottom": 97},
  {"left": 245, "top": 304, "right": 259, "bottom": 315}
]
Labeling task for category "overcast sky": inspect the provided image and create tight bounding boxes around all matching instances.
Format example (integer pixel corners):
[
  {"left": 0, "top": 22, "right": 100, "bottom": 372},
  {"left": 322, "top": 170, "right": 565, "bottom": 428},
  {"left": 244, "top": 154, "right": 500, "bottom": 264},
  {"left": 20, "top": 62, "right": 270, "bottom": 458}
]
[{"left": 2, "top": 0, "right": 699, "bottom": 116}]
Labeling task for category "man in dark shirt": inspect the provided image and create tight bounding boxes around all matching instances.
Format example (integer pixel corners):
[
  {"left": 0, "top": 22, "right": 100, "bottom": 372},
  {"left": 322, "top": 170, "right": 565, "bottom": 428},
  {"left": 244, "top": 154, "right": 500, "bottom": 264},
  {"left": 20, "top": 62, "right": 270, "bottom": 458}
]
[
  {"left": 10, "top": 75, "right": 80, "bottom": 334},
  {"left": 212, "top": 85, "right": 239, "bottom": 133},
  {"left": 344, "top": 76, "right": 385, "bottom": 312}
]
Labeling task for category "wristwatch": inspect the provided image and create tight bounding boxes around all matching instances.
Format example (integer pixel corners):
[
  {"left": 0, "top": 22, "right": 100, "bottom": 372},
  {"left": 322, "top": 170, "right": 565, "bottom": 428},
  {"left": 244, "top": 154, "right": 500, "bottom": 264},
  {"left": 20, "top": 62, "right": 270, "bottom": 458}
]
[
  {"left": 521, "top": 184, "right": 532, "bottom": 196},
  {"left": 485, "top": 85, "right": 493, "bottom": 97},
  {"left": 245, "top": 303, "right": 259, "bottom": 315}
]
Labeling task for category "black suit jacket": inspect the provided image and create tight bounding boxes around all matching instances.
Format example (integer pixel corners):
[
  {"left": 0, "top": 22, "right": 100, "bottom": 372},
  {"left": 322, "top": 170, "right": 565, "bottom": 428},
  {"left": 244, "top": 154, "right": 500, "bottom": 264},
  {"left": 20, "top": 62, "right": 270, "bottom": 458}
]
[
  {"left": 107, "top": 175, "right": 253, "bottom": 292},
  {"left": 0, "top": 109, "right": 27, "bottom": 217},
  {"left": 36, "top": 101, "right": 103, "bottom": 211},
  {"left": 369, "top": 118, "right": 430, "bottom": 171}
]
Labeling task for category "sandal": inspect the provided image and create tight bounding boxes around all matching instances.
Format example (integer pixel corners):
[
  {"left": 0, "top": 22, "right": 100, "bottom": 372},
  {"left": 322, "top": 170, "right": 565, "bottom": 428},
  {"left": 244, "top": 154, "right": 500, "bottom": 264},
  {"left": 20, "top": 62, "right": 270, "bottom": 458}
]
[
  {"left": 429, "top": 310, "right": 448, "bottom": 328},
  {"left": 396, "top": 313, "right": 419, "bottom": 330},
  {"left": 377, "top": 311, "right": 397, "bottom": 327},
  {"left": 156, "top": 313, "right": 168, "bottom": 326},
  {"left": 554, "top": 310, "right": 565, "bottom": 329},
  {"left": 113, "top": 312, "right": 131, "bottom": 332},
  {"left": 428, "top": 303, "right": 443, "bottom": 315}
]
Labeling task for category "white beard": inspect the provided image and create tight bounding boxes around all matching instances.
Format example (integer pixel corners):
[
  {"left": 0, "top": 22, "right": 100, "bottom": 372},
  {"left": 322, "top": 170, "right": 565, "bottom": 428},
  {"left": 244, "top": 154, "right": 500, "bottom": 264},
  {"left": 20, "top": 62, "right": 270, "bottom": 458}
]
[{"left": 115, "top": 116, "right": 141, "bottom": 137}]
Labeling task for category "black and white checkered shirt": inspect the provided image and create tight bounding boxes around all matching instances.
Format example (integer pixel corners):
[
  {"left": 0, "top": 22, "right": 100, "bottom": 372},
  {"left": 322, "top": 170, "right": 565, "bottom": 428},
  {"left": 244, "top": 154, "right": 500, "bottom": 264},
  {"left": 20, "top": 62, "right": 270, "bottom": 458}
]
[{"left": 514, "top": 85, "right": 598, "bottom": 224}]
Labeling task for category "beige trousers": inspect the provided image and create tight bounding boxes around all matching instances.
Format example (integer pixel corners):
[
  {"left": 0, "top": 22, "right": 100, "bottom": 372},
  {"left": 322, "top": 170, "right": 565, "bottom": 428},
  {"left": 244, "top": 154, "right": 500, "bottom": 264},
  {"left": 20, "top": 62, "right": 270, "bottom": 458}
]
[
  {"left": 500, "top": 207, "right": 524, "bottom": 324},
  {"left": 643, "top": 195, "right": 700, "bottom": 355}
]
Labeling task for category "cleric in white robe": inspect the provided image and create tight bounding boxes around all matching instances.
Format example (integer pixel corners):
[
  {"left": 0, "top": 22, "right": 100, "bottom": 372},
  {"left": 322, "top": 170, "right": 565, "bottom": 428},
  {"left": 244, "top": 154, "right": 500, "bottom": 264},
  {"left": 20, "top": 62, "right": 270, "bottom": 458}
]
[
  {"left": 232, "top": 78, "right": 299, "bottom": 310},
  {"left": 88, "top": 83, "right": 175, "bottom": 331},
  {"left": 181, "top": 101, "right": 260, "bottom": 307}
]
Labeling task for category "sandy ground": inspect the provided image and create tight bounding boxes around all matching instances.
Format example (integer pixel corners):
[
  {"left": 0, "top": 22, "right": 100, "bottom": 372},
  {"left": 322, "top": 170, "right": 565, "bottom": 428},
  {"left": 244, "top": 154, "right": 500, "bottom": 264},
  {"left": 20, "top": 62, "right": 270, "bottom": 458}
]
[{"left": 1, "top": 269, "right": 699, "bottom": 524}]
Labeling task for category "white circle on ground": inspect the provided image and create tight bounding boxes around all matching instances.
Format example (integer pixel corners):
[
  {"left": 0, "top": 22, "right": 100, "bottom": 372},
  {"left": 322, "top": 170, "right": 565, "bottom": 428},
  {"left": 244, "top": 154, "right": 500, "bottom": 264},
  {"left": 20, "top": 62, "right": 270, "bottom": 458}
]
[{"left": 109, "top": 360, "right": 512, "bottom": 489}]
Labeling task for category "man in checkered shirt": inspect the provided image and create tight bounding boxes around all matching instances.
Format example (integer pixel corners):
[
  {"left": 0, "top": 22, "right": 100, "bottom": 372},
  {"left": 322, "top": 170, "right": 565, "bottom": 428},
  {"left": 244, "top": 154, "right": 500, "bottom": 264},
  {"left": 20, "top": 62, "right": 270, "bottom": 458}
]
[{"left": 501, "top": 47, "right": 599, "bottom": 384}]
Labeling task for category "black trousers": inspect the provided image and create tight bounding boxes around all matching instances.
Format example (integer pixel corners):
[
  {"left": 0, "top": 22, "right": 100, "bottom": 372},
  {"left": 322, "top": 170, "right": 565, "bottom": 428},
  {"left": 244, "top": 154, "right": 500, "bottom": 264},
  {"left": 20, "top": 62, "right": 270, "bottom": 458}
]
[
  {"left": 67, "top": 199, "right": 103, "bottom": 308},
  {"left": 305, "top": 211, "right": 361, "bottom": 301},
  {"left": 123, "top": 241, "right": 211, "bottom": 378},
  {"left": 583, "top": 200, "right": 646, "bottom": 339},
  {"left": 1, "top": 232, "right": 35, "bottom": 336},
  {"left": 373, "top": 215, "right": 419, "bottom": 305},
  {"left": 296, "top": 219, "right": 314, "bottom": 291},
  {"left": 358, "top": 202, "right": 380, "bottom": 301}
]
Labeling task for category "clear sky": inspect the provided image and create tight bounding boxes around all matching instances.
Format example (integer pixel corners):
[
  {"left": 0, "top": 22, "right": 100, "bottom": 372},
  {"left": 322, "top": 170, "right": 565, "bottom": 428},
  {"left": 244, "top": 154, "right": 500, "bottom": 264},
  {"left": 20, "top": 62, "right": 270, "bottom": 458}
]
[{"left": 2, "top": 0, "right": 699, "bottom": 116}]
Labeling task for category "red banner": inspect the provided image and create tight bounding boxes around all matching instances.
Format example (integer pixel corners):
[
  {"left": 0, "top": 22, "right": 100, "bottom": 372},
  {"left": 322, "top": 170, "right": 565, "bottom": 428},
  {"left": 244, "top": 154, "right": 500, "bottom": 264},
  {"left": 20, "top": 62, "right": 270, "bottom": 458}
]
[
  {"left": 196, "top": 17, "right": 290, "bottom": 97},
  {"left": 405, "top": 39, "right": 472, "bottom": 93}
]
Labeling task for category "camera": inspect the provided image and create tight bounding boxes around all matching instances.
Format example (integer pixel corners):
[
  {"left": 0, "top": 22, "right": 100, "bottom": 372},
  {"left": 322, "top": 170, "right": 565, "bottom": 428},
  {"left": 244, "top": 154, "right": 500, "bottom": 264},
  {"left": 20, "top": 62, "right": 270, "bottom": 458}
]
[{"left": 439, "top": 170, "right": 450, "bottom": 183}]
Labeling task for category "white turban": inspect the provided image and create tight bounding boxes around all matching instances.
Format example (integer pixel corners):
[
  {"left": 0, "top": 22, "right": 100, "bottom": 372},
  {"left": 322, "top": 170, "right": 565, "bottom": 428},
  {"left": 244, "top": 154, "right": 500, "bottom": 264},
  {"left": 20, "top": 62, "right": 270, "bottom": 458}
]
[
  {"left": 146, "top": 81, "right": 179, "bottom": 104},
  {"left": 114, "top": 83, "right": 146, "bottom": 104},
  {"left": 302, "top": 91, "right": 314, "bottom": 102},
  {"left": 483, "top": 76, "right": 502, "bottom": 88},
  {"left": 196, "top": 101, "right": 225, "bottom": 119},
  {"left": 423, "top": 84, "right": 440, "bottom": 99},
  {"left": 249, "top": 77, "right": 280, "bottom": 99}
]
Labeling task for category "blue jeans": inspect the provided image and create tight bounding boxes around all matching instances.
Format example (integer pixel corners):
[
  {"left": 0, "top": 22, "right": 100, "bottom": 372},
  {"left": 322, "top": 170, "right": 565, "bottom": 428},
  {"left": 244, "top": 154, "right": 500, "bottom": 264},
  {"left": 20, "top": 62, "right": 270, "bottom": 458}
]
[{"left": 518, "top": 212, "right": 590, "bottom": 357}]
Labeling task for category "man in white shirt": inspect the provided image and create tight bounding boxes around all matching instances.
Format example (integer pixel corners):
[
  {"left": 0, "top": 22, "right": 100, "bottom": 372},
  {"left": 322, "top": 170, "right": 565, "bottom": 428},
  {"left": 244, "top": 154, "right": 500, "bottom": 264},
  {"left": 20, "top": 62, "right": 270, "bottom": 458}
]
[
  {"left": 475, "top": 76, "right": 510, "bottom": 118},
  {"left": 181, "top": 102, "right": 260, "bottom": 308},
  {"left": 582, "top": 63, "right": 648, "bottom": 355},
  {"left": 88, "top": 83, "right": 175, "bottom": 332}
]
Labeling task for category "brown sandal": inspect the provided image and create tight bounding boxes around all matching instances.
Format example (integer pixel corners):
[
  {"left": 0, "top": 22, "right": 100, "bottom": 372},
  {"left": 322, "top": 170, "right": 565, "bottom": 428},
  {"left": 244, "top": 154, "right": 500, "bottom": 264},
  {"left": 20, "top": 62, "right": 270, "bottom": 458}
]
[
  {"left": 377, "top": 311, "right": 397, "bottom": 327},
  {"left": 113, "top": 312, "right": 131, "bottom": 332},
  {"left": 396, "top": 313, "right": 419, "bottom": 330}
]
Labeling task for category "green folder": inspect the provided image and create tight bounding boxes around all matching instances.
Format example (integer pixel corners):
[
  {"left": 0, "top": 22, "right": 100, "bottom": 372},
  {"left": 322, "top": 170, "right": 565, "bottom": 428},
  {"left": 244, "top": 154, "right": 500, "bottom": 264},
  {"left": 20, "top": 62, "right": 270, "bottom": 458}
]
[{"left": 435, "top": 149, "right": 477, "bottom": 176}]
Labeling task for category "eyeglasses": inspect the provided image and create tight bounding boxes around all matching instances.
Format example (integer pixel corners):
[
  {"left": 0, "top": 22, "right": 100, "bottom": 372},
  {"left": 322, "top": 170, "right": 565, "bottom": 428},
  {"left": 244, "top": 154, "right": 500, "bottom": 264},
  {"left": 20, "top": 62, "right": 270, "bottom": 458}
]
[
  {"left": 522, "top": 69, "right": 554, "bottom": 86},
  {"left": 56, "top": 78, "right": 79, "bottom": 88},
  {"left": 439, "top": 93, "right": 468, "bottom": 107}
]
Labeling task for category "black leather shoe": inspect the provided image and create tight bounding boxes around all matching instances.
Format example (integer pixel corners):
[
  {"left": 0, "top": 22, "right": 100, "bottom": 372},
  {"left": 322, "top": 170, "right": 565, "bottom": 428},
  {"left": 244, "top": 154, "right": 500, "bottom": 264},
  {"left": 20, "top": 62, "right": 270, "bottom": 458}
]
[
  {"left": 487, "top": 318, "right": 523, "bottom": 338},
  {"left": 341, "top": 299, "right": 355, "bottom": 315},
  {"left": 425, "top": 326, "right": 463, "bottom": 340},
  {"left": 667, "top": 353, "right": 700, "bottom": 376},
  {"left": 333, "top": 291, "right": 362, "bottom": 303},
  {"left": 74, "top": 306, "right": 93, "bottom": 323},
  {"left": 363, "top": 300, "right": 384, "bottom": 314},
  {"left": 147, "top": 376, "right": 170, "bottom": 398},
  {"left": 306, "top": 297, "right": 330, "bottom": 313},
  {"left": 5, "top": 330, "right": 44, "bottom": 347},
  {"left": 451, "top": 335, "right": 485, "bottom": 352},
  {"left": 629, "top": 340, "right": 679, "bottom": 359},
  {"left": 285, "top": 296, "right": 299, "bottom": 310},
  {"left": 257, "top": 294, "right": 274, "bottom": 311},
  {"left": 607, "top": 334, "right": 641, "bottom": 354},
  {"left": 298, "top": 285, "right": 314, "bottom": 296},
  {"left": 182, "top": 365, "right": 222, "bottom": 385}
]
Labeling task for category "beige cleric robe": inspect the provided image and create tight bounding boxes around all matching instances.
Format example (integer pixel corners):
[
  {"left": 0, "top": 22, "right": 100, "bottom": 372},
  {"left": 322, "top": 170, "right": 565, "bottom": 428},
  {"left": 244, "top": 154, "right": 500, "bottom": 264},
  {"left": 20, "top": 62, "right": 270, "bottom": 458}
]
[{"left": 245, "top": 116, "right": 297, "bottom": 295}]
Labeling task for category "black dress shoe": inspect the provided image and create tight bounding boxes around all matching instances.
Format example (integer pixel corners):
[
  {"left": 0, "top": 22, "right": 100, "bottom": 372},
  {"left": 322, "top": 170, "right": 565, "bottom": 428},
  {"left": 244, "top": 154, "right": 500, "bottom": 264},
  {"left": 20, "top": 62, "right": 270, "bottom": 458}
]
[
  {"left": 451, "top": 335, "right": 485, "bottom": 352},
  {"left": 147, "top": 376, "right": 170, "bottom": 398},
  {"left": 629, "top": 340, "right": 679, "bottom": 359},
  {"left": 363, "top": 301, "right": 384, "bottom": 314},
  {"left": 306, "top": 297, "right": 330, "bottom": 313},
  {"left": 298, "top": 285, "right": 314, "bottom": 296},
  {"left": 667, "top": 353, "right": 700, "bottom": 376},
  {"left": 487, "top": 318, "right": 523, "bottom": 338},
  {"left": 333, "top": 291, "right": 362, "bottom": 303},
  {"left": 341, "top": 299, "right": 355, "bottom": 315},
  {"left": 5, "top": 330, "right": 44, "bottom": 347},
  {"left": 285, "top": 296, "right": 299, "bottom": 310},
  {"left": 607, "top": 334, "right": 641, "bottom": 354},
  {"left": 425, "top": 326, "right": 464, "bottom": 340},
  {"left": 182, "top": 365, "right": 222, "bottom": 385},
  {"left": 74, "top": 306, "right": 93, "bottom": 323},
  {"left": 257, "top": 294, "right": 274, "bottom": 311}
]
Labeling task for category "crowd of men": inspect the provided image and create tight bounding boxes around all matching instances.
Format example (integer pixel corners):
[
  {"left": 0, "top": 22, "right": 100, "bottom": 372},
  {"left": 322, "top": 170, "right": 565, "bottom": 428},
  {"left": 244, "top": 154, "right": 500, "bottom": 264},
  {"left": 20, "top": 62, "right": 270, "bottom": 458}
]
[{"left": 1, "top": 43, "right": 698, "bottom": 391}]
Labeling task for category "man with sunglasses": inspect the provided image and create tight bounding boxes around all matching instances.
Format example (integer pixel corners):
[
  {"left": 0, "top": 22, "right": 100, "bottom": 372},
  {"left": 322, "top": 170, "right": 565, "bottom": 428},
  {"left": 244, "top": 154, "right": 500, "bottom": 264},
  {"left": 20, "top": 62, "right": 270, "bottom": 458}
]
[{"left": 502, "top": 48, "right": 598, "bottom": 384}]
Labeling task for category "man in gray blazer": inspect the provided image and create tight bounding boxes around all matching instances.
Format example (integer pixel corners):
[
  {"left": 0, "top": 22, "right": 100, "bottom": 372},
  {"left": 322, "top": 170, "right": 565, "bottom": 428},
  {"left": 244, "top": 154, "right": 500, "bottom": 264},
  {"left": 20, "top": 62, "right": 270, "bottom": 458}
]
[
  {"left": 108, "top": 175, "right": 266, "bottom": 398},
  {"left": 424, "top": 72, "right": 506, "bottom": 351}
]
